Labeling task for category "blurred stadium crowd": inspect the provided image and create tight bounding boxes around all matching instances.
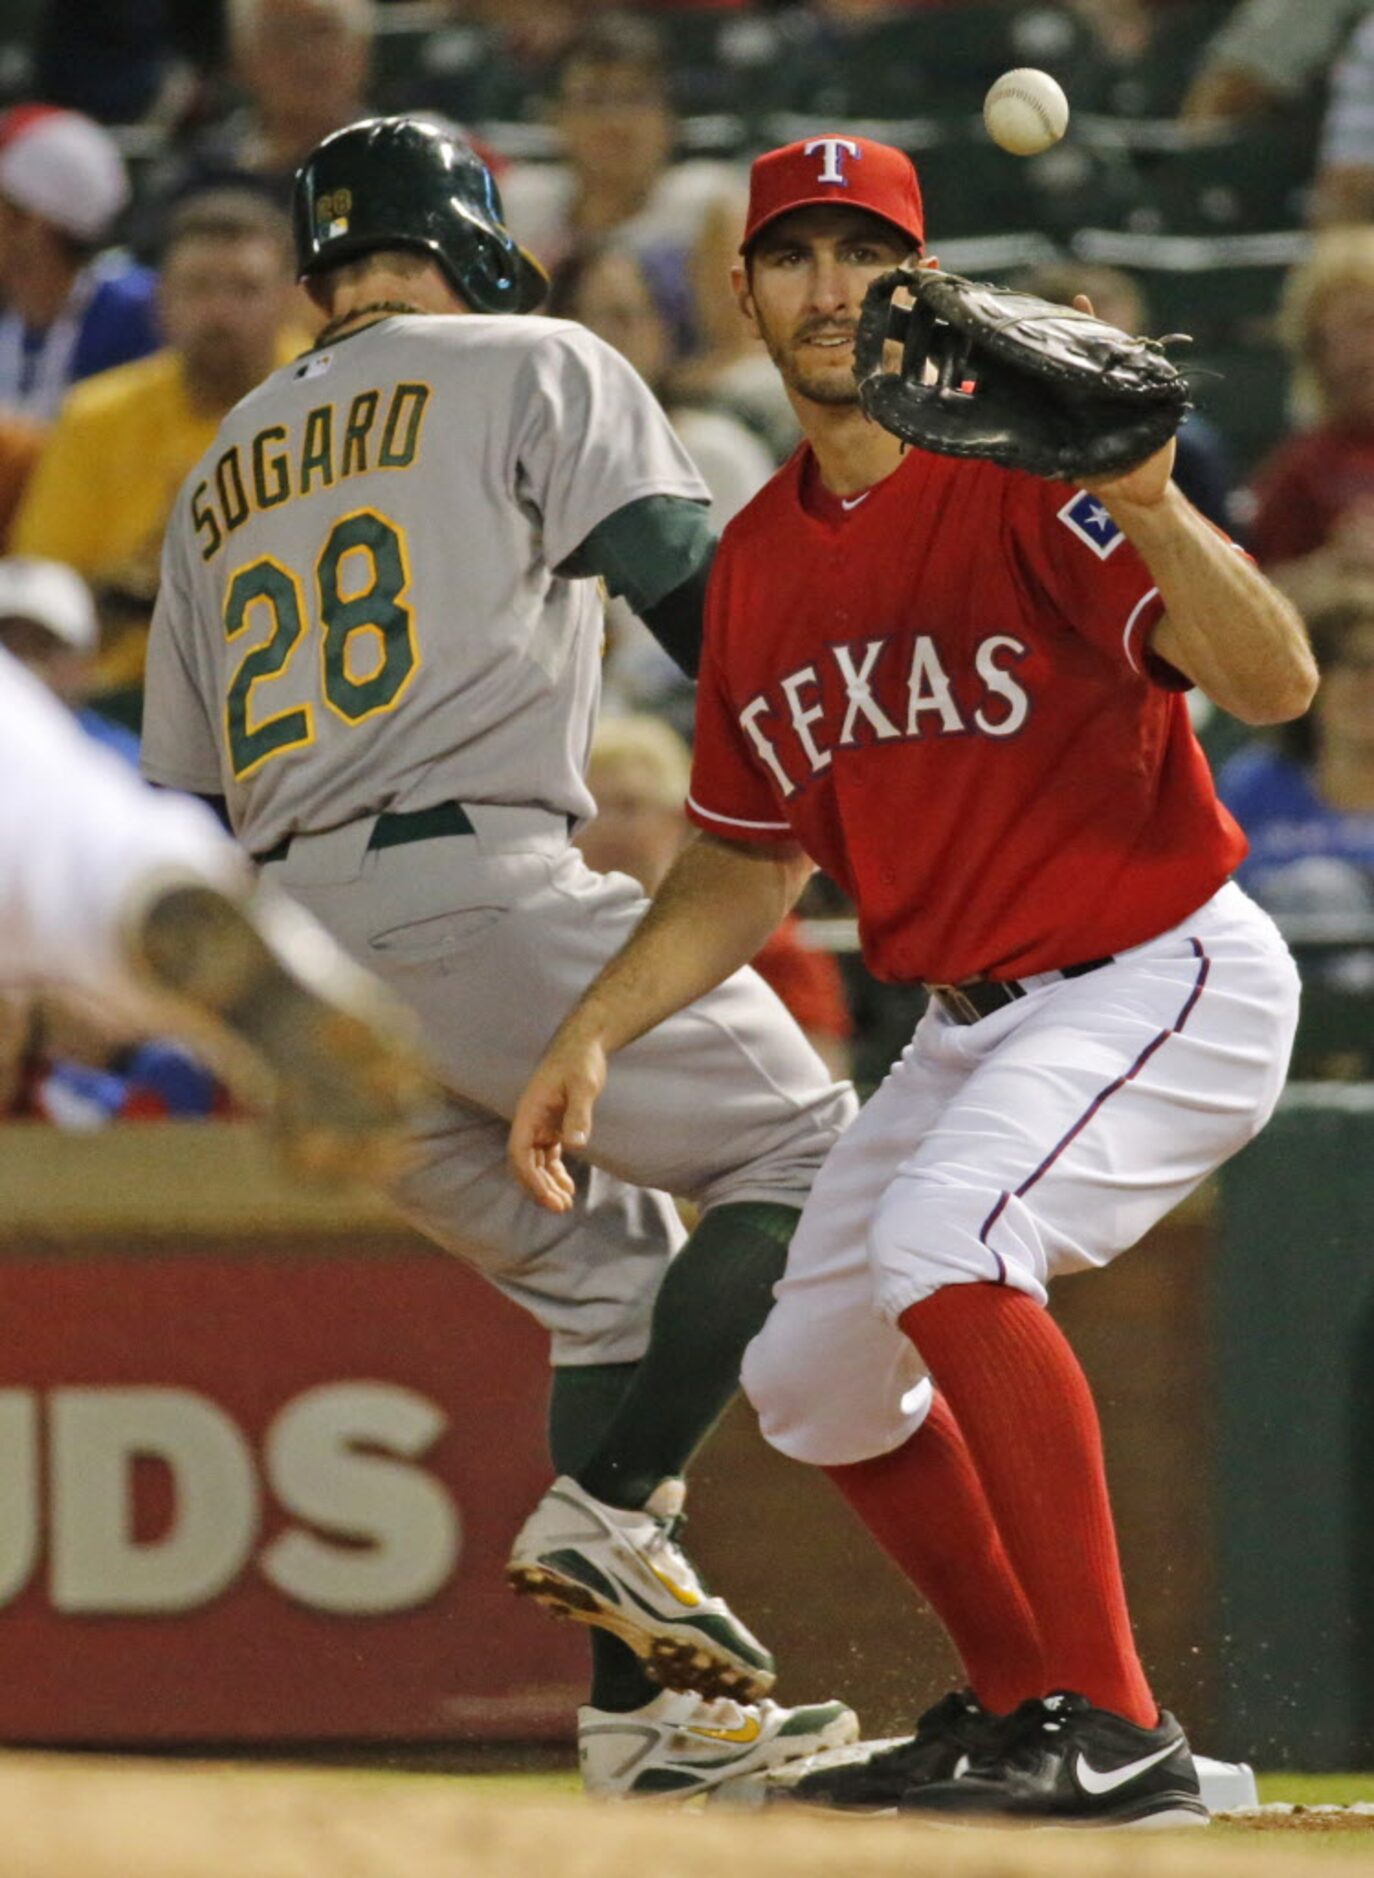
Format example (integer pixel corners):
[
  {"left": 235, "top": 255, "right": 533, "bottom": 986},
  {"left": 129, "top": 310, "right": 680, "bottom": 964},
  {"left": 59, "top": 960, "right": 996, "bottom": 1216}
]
[{"left": 3, "top": 0, "right": 1374, "bottom": 1116}]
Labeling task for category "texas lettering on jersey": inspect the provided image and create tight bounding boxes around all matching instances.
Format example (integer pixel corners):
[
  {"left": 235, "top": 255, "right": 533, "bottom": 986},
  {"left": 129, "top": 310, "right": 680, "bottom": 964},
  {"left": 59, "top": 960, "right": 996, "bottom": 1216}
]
[
  {"left": 739, "top": 628, "right": 1033, "bottom": 799},
  {"left": 689, "top": 446, "right": 1245, "bottom": 985}
]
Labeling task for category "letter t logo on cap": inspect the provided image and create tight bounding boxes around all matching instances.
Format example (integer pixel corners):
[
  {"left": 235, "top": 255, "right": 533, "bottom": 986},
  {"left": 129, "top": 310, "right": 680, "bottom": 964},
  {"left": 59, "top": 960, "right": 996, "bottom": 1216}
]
[{"left": 804, "top": 137, "right": 860, "bottom": 185}]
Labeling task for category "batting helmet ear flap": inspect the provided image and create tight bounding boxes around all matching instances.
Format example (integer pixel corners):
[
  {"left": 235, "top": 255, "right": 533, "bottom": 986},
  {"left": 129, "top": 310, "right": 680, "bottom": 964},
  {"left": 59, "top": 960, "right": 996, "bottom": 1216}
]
[{"left": 451, "top": 224, "right": 539, "bottom": 316}]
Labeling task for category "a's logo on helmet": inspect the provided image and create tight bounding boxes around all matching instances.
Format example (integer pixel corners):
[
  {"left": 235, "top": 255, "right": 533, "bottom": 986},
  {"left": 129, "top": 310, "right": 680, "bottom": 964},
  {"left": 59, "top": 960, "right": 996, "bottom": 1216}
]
[
  {"left": 804, "top": 137, "right": 861, "bottom": 186},
  {"left": 316, "top": 187, "right": 353, "bottom": 239}
]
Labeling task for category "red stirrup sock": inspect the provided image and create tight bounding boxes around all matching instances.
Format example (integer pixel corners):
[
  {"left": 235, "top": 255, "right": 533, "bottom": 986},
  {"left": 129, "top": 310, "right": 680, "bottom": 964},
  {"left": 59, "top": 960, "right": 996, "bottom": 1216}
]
[
  {"left": 825, "top": 1391, "right": 1044, "bottom": 1715},
  {"left": 900, "top": 1284, "right": 1156, "bottom": 1729}
]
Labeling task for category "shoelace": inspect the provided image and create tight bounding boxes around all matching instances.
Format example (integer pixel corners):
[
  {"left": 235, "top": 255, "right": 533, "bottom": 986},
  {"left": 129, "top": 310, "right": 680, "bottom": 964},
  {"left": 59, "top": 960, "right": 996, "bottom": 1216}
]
[
  {"left": 968, "top": 1695, "right": 1082, "bottom": 1775},
  {"left": 644, "top": 1511, "right": 708, "bottom": 1592},
  {"left": 859, "top": 1692, "right": 984, "bottom": 1775}
]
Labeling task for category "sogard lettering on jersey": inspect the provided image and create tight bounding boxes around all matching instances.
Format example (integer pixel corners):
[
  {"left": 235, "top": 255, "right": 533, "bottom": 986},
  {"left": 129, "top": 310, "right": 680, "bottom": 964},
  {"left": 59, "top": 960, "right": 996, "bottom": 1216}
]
[
  {"left": 740, "top": 631, "right": 1032, "bottom": 795},
  {"left": 191, "top": 380, "right": 431, "bottom": 562}
]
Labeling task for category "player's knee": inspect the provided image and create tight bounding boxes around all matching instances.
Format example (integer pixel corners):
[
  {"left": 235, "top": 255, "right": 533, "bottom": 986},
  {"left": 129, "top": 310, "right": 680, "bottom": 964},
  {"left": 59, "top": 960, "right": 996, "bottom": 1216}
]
[
  {"left": 741, "top": 1314, "right": 930, "bottom": 1466},
  {"left": 772, "top": 1081, "right": 859, "bottom": 1183},
  {"left": 701, "top": 1080, "right": 858, "bottom": 1210},
  {"left": 866, "top": 1170, "right": 1051, "bottom": 1317}
]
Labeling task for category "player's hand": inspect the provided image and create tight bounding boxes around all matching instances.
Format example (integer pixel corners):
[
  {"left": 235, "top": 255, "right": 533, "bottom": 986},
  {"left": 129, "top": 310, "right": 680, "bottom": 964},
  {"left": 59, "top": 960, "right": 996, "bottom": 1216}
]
[
  {"left": 508, "top": 1035, "right": 608, "bottom": 1212},
  {"left": 1069, "top": 290, "right": 1178, "bottom": 509},
  {"left": 1079, "top": 435, "right": 1176, "bottom": 510}
]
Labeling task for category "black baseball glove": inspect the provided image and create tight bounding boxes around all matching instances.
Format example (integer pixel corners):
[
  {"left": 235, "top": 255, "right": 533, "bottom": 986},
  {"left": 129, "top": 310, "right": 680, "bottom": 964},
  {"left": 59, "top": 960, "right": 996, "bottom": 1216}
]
[{"left": 851, "top": 267, "right": 1192, "bottom": 482}]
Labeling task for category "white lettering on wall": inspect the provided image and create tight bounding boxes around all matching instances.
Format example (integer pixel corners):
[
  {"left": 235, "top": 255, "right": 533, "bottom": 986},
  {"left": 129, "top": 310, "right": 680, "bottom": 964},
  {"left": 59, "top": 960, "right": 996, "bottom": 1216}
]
[
  {"left": 2, "top": 1383, "right": 461, "bottom": 1617},
  {"left": 0, "top": 1393, "right": 39, "bottom": 1603},
  {"left": 260, "top": 1383, "right": 460, "bottom": 1614},
  {"left": 50, "top": 1388, "right": 258, "bottom": 1614}
]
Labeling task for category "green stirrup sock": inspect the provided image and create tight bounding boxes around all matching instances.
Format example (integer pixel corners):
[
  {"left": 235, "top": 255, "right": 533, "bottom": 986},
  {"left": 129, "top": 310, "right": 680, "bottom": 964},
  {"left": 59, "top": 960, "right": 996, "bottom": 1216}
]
[
  {"left": 576, "top": 1201, "right": 799, "bottom": 1513},
  {"left": 547, "top": 1362, "right": 659, "bottom": 1714}
]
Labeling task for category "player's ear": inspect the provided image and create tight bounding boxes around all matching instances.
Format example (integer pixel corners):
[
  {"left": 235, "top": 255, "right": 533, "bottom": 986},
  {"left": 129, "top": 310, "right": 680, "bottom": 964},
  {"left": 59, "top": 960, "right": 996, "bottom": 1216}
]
[
  {"left": 731, "top": 260, "right": 759, "bottom": 334},
  {"left": 918, "top": 254, "right": 940, "bottom": 273}
]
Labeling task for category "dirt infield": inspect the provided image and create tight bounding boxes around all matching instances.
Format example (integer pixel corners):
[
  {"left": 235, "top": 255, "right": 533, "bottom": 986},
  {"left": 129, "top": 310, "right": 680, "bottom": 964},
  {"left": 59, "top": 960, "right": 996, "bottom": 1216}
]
[{"left": 3, "top": 1755, "right": 1374, "bottom": 1878}]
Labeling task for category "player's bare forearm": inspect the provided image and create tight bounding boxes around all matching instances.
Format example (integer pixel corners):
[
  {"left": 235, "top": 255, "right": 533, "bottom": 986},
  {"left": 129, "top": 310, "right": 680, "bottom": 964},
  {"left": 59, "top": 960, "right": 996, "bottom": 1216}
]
[
  {"left": 1092, "top": 475, "right": 1317, "bottom": 724},
  {"left": 508, "top": 834, "right": 811, "bottom": 1209},
  {"left": 563, "top": 833, "right": 812, "bottom": 1059}
]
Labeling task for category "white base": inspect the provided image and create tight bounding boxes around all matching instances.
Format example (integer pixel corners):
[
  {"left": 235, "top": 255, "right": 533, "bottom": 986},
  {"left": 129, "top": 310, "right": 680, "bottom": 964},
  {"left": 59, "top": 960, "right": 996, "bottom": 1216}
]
[
  {"left": 1194, "top": 1754, "right": 1259, "bottom": 1813},
  {"left": 705, "top": 1737, "right": 1258, "bottom": 1815}
]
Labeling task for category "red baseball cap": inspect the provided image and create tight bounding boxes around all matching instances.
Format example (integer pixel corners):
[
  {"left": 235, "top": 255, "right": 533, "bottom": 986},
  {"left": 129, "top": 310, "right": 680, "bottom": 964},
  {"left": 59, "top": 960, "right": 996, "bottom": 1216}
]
[{"left": 741, "top": 135, "right": 924, "bottom": 253}]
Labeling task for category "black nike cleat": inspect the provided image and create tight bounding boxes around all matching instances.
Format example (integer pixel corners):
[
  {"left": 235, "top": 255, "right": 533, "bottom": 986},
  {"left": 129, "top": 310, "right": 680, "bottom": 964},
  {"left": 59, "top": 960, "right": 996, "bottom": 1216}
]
[
  {"left": 896, "top": 1690, "right": 1210, "bottom": 1828},
  {"left": 789, "top": 1690, "right": 1002, "bottom": 1813}
]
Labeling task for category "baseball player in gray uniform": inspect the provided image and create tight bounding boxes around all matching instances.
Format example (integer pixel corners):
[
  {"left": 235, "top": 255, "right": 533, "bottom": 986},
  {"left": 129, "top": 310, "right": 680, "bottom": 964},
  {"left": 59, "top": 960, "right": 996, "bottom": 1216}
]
[{"left": 139, "top": 116, "right": 858, "bottom": 1797}]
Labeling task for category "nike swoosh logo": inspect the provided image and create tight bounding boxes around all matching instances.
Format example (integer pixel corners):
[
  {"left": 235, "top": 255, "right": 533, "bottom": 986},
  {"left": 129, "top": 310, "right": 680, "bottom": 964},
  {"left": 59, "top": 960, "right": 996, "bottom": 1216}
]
[
  {"left": 647, "top": 1562, "right": 702, "bottom": 1608},
  {"left": 840, "top": 492, "right": 871, "bottom": 510},
  {"left": 1074, "top": 1741, "right": 1181, "bottom": 1795},
  {"left": 687, "top": 1716, "right": 762, "bottom": 1745}
]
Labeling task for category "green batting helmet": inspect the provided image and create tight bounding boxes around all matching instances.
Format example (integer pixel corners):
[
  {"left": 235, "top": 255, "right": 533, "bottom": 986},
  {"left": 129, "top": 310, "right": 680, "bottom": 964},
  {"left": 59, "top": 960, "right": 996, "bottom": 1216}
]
[{"left": 292, "top": 115, "right": 548, "bottom": 315}]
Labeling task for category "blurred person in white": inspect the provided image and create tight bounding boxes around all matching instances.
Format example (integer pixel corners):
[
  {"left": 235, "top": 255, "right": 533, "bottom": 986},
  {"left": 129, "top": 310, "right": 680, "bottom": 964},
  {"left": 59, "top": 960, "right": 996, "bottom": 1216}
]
[
  {"left": 0, "top": 639, "right": 428, "bottom": 1175},
  {"left": 0, "top": 554, "right": 209, "bottom": 1120},
  {"left": 0, "top": 560, "right": 284, "bottom": 1132},
  {"left": 1180, "top": 0, "right": 1369, "bottom": 125},
  {"left": 0, "top": 106, "right": 160, "bottom": 421},
  {"left": 548, "top": 239, "right": 774, "bottom": 732},
  {"left": 580, "top": 716, "right": 853, "bottom": 1079},
  {"left": 1250, "top": 230, "right": 1374, "bottom": 606},
  {"left": 0, "top": 557, "right": 137, "bottom": 765},
  {"left": 500, "top": 13, "right": 746, "bottom": 373},
  {"left": 1218, "top": 583, "right": 1374, "bottom": 986}
]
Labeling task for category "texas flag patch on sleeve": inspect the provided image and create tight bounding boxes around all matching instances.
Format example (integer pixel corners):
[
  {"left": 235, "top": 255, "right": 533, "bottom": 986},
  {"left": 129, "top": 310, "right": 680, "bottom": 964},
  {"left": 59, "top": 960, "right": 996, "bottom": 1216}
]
[{"left": 1057, "top": 489, "right": 1124, "bottom": 559}]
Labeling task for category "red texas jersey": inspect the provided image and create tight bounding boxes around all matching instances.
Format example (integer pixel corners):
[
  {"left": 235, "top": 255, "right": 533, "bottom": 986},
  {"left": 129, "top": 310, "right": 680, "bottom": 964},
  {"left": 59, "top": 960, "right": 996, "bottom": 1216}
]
[{"left": 687, "top": 445, "right": 1247, "bottom": 986}]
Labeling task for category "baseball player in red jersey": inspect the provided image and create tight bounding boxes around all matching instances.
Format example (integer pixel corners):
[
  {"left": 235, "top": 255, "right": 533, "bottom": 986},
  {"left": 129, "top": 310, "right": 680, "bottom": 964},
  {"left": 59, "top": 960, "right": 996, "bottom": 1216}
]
[{"left": 509, "top": 135, "right": 1317, "bottom": 1828}]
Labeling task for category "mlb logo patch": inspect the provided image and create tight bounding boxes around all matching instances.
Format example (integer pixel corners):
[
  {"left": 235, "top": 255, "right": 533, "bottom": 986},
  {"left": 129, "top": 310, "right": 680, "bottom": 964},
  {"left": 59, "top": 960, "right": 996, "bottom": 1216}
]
[
  {"left": 1057, "top": 490, "right": 1124, "bottom": 560},
  {"left": 295, "top": 351, "right": 334, "bottom": 380}
]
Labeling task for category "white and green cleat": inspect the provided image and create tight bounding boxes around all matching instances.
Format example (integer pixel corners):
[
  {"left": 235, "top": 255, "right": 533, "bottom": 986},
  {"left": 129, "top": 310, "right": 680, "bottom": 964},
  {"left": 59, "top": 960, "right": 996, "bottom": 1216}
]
[
  {"left": 507, "top": 1475, "right": 776, "bottom": 1701},
  {"left": 579, "top": 1689, "right": 860, "bottom": 1799}
]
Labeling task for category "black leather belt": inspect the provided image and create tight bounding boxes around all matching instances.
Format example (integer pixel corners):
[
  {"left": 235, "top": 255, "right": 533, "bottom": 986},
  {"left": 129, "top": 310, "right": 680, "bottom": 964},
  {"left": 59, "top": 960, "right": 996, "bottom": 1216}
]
[
  {"left": 926, "top": 955, "right": 1115, "bottom": 1026},
  {"left": 255, "top": 800, "right": 475, "bottom": 867}
]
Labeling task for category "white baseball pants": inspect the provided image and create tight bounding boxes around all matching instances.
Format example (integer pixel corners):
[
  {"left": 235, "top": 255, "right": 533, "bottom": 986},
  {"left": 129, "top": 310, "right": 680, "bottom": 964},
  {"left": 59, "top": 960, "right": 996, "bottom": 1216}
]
[{"left": 743, "top": 882, "right": 1300, "bottom": 1465}]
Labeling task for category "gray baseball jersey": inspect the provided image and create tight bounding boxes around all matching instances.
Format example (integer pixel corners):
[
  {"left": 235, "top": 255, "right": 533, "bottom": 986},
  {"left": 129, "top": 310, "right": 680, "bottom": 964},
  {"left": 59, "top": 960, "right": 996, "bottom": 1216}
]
[
  {"left": 140, "top": 306, "right": 855, "bottom": 1363},
  {"left": 141, "top": 313, "right": 707, "bottom": 854}
]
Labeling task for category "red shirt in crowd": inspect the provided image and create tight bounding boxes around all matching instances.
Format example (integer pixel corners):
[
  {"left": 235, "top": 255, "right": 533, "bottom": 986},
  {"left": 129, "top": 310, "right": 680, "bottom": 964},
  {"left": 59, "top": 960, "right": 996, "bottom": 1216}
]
[
  {"left": 1250, "top": 424, "right": 1374, "bottom": 568},
  {"left": 687, "top": 445, "right": 1244, "bottom": 986}
]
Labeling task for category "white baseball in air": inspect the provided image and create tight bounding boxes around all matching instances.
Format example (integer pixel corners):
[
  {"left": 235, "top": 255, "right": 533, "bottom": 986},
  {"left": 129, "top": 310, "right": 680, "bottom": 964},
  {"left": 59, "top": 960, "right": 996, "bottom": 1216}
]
[{"left": 983, "top": 68, "right": 1070, "bottom": 156}]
